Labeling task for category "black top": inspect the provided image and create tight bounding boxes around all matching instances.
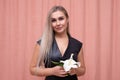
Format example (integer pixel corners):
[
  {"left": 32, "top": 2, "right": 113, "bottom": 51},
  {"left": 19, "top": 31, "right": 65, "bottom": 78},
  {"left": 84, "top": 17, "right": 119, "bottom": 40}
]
[{"left": 37, "top": 36, "right": 82, "bottom": 80}]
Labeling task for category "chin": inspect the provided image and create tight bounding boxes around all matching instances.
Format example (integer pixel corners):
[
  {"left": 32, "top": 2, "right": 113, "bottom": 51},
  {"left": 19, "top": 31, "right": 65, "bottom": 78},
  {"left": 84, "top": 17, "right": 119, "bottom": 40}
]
[{"left": 56, "top": 30, "right": 65, "bottom": 34}]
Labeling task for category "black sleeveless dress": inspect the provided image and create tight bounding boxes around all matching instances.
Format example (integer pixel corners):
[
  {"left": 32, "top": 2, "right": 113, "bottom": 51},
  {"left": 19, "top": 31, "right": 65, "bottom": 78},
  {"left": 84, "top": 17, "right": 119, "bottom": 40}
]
[{"left": 37, "top": 36, "right": 82, "bottom": 80}]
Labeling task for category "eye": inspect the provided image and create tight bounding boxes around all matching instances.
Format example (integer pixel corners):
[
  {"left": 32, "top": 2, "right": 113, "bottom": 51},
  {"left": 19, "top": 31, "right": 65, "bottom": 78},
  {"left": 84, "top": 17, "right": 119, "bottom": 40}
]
[
  {"left": 58, "top": 17, "right": 64, "bottom": 21},
  {"left": 51, "top": 18, "right": 56, "bottom": 22}
]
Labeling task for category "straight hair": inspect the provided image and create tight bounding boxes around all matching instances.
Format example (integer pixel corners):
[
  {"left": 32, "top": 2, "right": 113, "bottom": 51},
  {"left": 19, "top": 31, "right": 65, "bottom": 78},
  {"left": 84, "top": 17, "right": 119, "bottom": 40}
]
[{"left": 37, "top": 5, "right": 70, "bottom": 66}]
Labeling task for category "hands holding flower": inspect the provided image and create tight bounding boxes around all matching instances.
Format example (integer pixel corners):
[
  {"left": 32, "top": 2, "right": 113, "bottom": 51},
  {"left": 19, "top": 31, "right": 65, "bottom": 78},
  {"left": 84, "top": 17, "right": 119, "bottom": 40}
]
[{"left": 52, "top": 53, "right": 81, "bottom": 77}]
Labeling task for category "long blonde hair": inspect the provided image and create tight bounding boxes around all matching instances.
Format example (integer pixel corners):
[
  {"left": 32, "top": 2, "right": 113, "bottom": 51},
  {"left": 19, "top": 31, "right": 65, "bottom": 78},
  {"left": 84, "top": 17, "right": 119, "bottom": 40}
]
[{"left": 37, "top": 5, "right": 70, "bottom": 66}]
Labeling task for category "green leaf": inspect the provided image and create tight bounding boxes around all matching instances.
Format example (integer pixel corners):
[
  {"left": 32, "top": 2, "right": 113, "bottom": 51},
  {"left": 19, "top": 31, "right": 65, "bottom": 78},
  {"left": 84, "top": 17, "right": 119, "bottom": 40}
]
[{"left": 51, "top": 61, "right": 64, "bottom": 66}]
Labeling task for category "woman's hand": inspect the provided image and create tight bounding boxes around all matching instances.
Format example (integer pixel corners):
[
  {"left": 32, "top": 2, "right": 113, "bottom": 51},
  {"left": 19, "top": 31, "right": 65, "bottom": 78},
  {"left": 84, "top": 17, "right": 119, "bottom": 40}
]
[
  {"left": 52, "top": 66, "right": 67, "bottom": 77},
  {"left": 67, "top": 68, "right": 77, "bottom": 75}
]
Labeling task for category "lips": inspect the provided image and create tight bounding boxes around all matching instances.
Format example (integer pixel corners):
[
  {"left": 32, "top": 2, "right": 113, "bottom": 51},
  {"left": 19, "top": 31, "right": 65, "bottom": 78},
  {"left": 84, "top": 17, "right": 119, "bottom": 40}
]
[{"left": 55, "top": 26, "right": 63, "bottom": 30}]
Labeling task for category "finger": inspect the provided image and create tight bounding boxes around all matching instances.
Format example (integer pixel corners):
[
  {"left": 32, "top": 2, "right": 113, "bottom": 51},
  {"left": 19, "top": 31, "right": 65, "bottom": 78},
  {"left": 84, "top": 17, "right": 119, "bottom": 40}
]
[
  {"left": 67, "top": 70, "right": 71, "bottom": 74},
  {"left": 58, "top": 74, "right": 67, "bottom": 77},
  {"left": 58, "top": 72, "right": 68, "bottom": 77},
  {"left": 60, "top": 71, "right": 67, "bottom": 75},
  {"left": 57, "top": 66, "right": 64, "bottom": 70},
  {"left": 67, "top": 69, "right": 76, "bottom": 75}
]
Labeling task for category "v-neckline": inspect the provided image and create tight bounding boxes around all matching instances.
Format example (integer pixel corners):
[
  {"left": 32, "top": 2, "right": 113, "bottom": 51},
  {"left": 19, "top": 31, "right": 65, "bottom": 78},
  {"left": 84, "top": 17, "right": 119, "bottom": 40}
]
[{"left": 55, "top": 36, "right": 70, "bottom": 57}]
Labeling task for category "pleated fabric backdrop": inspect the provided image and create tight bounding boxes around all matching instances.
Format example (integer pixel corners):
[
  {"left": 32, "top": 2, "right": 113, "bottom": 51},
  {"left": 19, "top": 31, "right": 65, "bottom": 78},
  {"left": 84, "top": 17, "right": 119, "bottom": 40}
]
[{"left": 0, "top": 0, "right": 120, "bottom": 80}]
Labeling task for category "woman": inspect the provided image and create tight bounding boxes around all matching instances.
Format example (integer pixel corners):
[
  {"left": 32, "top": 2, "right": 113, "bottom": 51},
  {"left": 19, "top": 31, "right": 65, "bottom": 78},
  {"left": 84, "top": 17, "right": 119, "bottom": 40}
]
[{"left": 30, "top": 5, "right": 86, "bottom": 80}]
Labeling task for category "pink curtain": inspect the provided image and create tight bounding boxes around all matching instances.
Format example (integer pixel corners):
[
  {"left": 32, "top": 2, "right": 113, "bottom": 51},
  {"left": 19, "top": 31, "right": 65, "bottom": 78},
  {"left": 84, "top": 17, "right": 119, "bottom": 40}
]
[{"left": 0, "top": 0, "right": 120, "bottom": 80}]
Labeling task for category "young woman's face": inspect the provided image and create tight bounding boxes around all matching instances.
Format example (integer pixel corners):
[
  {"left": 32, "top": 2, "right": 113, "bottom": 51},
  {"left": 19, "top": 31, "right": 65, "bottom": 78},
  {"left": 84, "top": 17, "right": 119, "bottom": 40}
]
[{"left": 51, "top": 10, "right": 68, "bottom": 34}]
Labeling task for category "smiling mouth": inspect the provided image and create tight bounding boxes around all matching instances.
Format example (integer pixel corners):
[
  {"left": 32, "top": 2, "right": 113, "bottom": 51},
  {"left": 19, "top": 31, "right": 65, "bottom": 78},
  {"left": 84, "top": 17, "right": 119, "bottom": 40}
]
[{"left": 55, "top": 26, "right": 63, "bottom": 30}]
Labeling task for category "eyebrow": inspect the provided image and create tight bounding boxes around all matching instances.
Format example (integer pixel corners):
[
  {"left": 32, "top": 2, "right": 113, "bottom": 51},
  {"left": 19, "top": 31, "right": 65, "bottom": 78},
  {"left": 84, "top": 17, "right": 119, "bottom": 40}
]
[{"left": 51, "top": 16, "right": 64, "bottom": 19}]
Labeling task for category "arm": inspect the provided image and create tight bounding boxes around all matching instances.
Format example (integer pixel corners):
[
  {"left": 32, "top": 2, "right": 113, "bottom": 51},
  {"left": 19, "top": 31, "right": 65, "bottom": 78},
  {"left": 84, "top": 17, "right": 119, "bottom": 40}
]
[
  {"left": 29, "top": 44, "right": 67, "bottom": 77},
  {"left": 29, "top": 44, "right": 53, "bottom": 76},
  {"left": 76, "top": 47, "right": 86, "bottom": 76}
]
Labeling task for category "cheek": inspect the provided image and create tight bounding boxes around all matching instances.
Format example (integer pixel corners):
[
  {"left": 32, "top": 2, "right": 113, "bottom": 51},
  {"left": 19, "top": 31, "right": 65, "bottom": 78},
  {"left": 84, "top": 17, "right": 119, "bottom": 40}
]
[
  {"left": 61, "top": 21, "right": 65, "bottom": 25},
  {"left": 51, "top": 22, "right": 56, "bottom": 27},
  {"left": 62, "top": 20, "right": 68, "bottom": 27},
  {"left": 62, "top": 19, "right": 68, "bottom": 25}
]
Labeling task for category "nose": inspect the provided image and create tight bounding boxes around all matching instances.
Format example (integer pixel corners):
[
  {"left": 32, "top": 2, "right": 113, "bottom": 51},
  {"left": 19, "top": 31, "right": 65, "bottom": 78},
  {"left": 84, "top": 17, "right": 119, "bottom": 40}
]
[{"left": 56, "top": 20, "right": 60, "bottom": 25}]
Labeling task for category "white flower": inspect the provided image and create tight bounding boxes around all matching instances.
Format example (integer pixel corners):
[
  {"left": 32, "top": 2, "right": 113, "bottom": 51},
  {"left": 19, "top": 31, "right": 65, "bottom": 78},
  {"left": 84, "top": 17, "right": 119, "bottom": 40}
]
[{"left": 60, "top": 53, "right": 81, "bottom": 72}]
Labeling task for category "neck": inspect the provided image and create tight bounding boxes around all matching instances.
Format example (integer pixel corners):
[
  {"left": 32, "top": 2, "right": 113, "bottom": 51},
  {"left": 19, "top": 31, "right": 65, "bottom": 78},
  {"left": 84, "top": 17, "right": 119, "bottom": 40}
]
[{"left": 55, "top": 32, "right": 68, "bottom": 38}]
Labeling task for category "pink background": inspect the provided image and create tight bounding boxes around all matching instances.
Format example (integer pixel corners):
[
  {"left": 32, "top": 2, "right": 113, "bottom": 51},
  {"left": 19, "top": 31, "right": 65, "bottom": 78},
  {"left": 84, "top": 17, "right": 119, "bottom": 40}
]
[{"left": 0, "top": 0, "right": 120, "bottom": 80}]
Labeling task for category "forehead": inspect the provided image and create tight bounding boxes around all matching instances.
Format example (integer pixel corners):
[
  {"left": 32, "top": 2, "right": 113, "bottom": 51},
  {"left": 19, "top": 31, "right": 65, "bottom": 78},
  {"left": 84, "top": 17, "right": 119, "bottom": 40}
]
[{"left": 51, "top": 10, "right": 65, "bottom": 18}]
